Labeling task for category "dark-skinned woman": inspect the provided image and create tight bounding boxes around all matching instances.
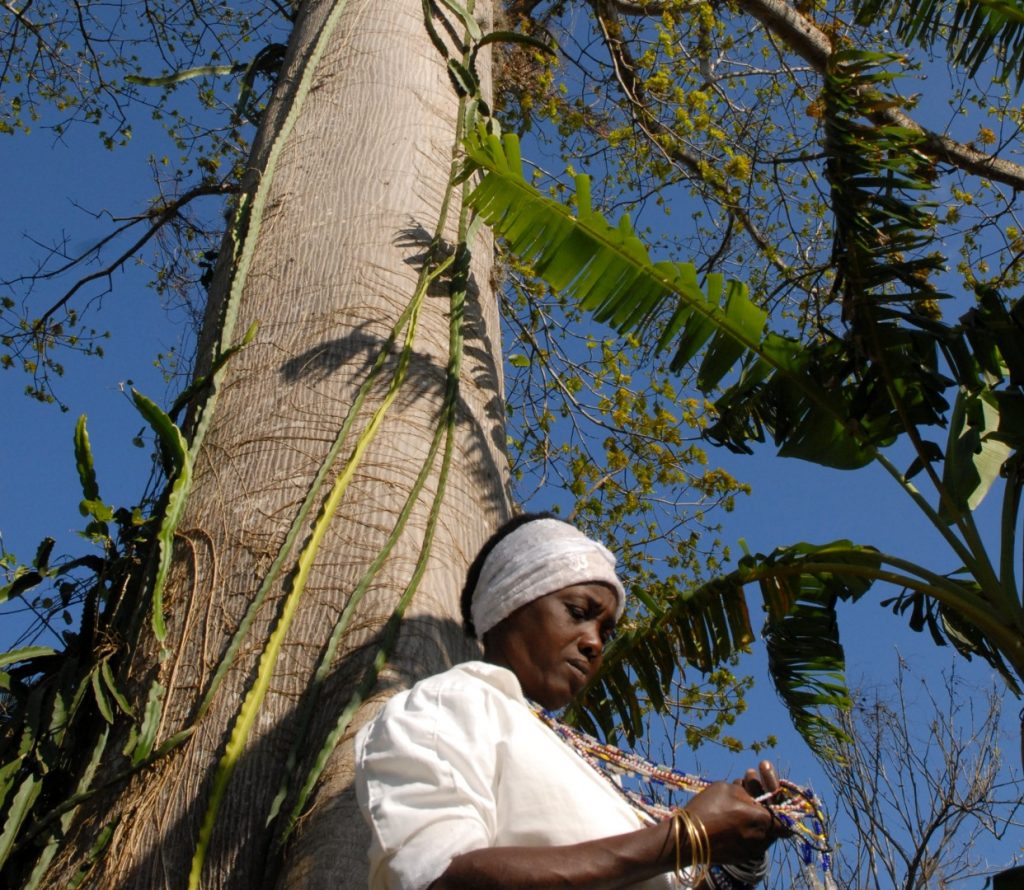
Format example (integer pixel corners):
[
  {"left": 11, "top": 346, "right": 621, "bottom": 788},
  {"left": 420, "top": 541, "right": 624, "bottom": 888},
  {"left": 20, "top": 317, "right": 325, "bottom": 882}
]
[{"left": 355, "top": 515, "right": 783, "bottom": 889}]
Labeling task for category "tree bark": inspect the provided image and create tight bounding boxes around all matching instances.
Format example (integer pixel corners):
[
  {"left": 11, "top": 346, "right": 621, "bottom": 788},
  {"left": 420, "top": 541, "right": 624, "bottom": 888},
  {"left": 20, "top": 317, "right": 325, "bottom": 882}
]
[{"left": 51, "top": 1, "right": 507, "bottom": 887}]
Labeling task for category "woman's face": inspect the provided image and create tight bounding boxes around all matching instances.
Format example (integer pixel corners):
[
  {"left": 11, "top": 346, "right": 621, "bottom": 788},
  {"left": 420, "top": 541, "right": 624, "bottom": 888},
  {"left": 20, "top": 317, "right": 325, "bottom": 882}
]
[{"left": 483, "top": 583, "right": 619, "bottom": 710}]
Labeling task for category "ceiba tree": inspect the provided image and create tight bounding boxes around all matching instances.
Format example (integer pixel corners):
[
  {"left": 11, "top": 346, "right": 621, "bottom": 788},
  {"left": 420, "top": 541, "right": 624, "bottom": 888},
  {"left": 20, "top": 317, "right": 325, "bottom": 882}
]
[{"left": 6, "top": 1, "right": 510, "bottom": 887}]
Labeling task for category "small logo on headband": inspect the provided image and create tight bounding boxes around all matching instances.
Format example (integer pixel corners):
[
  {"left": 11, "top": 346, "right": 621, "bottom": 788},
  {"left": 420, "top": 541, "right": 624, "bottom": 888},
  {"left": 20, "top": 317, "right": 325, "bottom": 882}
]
[{"left": 565, "top": 551, "right": 589, "bottom": 572}]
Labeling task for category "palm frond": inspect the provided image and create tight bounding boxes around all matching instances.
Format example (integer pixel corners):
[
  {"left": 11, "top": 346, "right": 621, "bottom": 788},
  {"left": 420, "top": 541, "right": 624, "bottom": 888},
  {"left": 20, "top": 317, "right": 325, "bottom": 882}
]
[
  {"left": 823, "top": 51, "right": 955, "bottom": 460},
  {"left": 757, "top": 542, "right": 881, "bottom": 755},
  {"left": 570, "top": 574, "right": 754, "bottom": 742},
  {"left": 570, "top": 540, "right": 883, "bottom": 754},
  {"left": 854, "top": 0, "right": 1024, "bottom": 87},
  {"left": 464, "top": 126, "right": 877, "bottom": 470}
]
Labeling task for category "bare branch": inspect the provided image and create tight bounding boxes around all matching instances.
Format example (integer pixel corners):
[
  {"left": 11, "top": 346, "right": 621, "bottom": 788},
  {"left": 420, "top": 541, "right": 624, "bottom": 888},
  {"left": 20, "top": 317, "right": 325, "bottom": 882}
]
[
  {"left": 817, "top": 661, "right": 1023, "bottom": 889},
  {"left": 29, "top": 181, "right": 235, "bottom": 327},
  {"left": 2, "top": 1, "right": 38, "bottom": 28},
  {"left": 588, "top": 0, "right": 798, "bottom": 283}
]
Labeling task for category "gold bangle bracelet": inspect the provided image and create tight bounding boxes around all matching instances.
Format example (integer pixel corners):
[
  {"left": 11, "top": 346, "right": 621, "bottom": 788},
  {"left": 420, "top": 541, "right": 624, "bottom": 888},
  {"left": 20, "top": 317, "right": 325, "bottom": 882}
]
[
  {"left": 671, "top": 811, "right": 683, "bottom": 881},
  {"left": 692, "top": 811, "right": 712, "bottom": 886},
  {"left": 677, "top": 810, "right": 696, "bottom": 882},
  {"left": 676, "top": 809, "right": 712, "bottom": 887}
]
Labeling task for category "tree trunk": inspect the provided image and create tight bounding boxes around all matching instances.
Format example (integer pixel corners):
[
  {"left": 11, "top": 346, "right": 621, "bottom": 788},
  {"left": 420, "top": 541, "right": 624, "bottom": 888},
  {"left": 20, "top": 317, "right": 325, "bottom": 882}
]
[{"left": 51, "top": 0, "right": 507, "bottom": 886}]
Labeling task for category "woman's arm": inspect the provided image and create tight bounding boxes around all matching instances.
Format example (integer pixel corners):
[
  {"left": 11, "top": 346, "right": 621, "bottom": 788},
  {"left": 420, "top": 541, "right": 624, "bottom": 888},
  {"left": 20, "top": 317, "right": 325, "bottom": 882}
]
[
  {"left": 429, "top": 818, "right": 676, "bottom": 890},
  {"left": 430, "top": 779, "right": 778, "bottom": 890}
]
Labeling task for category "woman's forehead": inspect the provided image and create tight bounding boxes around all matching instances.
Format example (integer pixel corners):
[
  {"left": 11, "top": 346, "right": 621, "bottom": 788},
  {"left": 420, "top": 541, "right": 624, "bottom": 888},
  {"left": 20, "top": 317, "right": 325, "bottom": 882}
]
[{"left": 549, "top": 582, "right": 619, "bottom": 612}]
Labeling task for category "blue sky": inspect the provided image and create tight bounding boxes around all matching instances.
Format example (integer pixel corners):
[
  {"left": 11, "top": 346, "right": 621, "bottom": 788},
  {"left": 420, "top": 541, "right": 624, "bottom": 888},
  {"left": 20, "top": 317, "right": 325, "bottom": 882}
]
[
  {"left": 2, "top": 44, "right": 1022, "bottom": 885},
  {"left": 2, "top": 117, "right": 172, "bottom": 642}
]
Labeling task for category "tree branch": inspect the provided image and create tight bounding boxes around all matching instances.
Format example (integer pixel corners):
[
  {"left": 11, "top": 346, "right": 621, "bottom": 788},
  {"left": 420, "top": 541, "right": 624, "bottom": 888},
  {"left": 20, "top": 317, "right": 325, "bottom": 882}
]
[
  {"left": 3, "top": 1, "right": 38, "bottom": 28},
  {"left": 589, "top": 0, "right": 798, "bottom": 282},
  {"left": 604, "top": 0, "right": 673, "bottom": 14},
  {"left": 27, "top": 182, "right": 236, "bottom": 327},
  {"left": 735, "top": 0, "right": 1024, "bottom": 190}
]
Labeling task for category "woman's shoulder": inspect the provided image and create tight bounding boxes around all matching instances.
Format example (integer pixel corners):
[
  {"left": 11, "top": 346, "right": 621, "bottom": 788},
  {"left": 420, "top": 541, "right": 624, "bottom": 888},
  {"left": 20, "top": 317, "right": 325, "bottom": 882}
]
[
  {"left": 392, "top": 660, "right": 524, "bottom": 713},
  {"left": 357, "top": 662, "right": 526, "bottom": 757}
]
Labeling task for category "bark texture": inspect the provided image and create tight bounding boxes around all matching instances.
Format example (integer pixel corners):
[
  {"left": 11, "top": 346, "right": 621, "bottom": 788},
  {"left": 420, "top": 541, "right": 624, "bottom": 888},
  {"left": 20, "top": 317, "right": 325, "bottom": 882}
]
[{"left": 53, "top": 1, "right": 507, "bottom": 886}]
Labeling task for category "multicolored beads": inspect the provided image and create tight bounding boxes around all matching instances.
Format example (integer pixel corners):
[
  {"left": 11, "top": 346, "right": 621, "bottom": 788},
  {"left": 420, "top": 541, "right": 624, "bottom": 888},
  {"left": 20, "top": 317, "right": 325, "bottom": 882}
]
[{"left": 532, "top": 707, "right": 835, "bottom": 885}]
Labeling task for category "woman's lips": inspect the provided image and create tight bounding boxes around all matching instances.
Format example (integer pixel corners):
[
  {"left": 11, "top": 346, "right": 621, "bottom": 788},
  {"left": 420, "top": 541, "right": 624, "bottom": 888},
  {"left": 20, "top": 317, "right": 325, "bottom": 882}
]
[{"left": 567, "top": 659, "right": 589, "bottom": 682}]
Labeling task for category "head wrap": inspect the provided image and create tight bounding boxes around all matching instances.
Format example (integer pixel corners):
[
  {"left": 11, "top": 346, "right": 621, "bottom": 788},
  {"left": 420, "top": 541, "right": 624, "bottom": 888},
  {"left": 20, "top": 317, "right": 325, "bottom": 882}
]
[{"left": 470, "top": 518, "right": 626, "bottom": 638}]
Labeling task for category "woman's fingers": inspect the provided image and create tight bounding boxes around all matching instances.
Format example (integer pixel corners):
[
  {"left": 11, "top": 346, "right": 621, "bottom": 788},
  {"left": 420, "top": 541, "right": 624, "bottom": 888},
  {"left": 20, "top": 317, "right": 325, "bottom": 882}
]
[
  {"left": 758, "top": 760, "right": 780, "bottom": 794},
  {"left": 735, "top": 759, "right": 781, "bottom": 799},
  {"left": 698, "top": 761, "right": 793, "bottom": 861}
]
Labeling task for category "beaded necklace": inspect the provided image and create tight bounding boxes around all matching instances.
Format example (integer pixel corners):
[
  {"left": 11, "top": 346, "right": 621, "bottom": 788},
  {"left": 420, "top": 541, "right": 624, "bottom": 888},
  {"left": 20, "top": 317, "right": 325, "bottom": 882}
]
[{"left": 532, "top": 707, "right": 836, "bottom": 887}]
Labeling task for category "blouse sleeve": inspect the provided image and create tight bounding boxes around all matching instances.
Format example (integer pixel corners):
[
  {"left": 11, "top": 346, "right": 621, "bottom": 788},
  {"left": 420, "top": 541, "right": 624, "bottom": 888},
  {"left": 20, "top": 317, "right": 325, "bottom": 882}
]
[{"left": 355, "top": 675, "right": 509, "bottom": 890}]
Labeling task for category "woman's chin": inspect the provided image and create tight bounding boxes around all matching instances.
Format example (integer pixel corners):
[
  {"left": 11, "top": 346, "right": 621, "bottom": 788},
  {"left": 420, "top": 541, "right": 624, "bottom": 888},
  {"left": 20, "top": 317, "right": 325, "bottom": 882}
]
[{"left": 547, "top": 682, "right": 578, "bottom": 711}]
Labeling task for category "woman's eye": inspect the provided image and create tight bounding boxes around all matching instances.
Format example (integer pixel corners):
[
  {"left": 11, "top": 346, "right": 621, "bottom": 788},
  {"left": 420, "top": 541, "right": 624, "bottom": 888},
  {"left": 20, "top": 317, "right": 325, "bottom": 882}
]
[{"left": 567, "top": 605, "right": 585, "bottom": 620}]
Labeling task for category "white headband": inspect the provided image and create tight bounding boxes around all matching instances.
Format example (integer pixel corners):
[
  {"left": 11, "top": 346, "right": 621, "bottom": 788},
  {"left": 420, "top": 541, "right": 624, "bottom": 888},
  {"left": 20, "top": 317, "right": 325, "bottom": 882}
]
[{"left": 470, "top": 518, "right": 625, "bottom": 638}]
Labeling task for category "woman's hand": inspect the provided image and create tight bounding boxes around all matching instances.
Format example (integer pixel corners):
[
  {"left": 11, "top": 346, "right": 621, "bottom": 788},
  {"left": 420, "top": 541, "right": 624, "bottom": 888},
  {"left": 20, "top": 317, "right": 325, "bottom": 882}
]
[{"left": 682, "top": 761, "right": 787, "bottom": 865}]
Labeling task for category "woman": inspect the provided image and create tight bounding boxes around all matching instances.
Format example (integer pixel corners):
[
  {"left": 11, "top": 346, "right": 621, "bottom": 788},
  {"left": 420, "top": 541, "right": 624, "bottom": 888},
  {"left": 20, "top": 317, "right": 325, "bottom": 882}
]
[{"left": 355, "top": 514, "right": 784, "bottom": 889}]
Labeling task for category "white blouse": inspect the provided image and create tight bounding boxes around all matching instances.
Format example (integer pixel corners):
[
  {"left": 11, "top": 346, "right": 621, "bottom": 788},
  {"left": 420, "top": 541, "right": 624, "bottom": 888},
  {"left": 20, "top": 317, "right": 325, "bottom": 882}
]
[{"left": 354, "top": 661, "right": 684, "bottom": 890}]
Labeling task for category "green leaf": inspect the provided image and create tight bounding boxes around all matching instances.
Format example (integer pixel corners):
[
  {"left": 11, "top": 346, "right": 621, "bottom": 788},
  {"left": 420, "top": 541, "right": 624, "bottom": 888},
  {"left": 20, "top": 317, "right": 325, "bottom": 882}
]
[
  {"left": 130, "top": 681, "right": 166, "bottom": 766},
  {"left": 0, "top": 646, "right": 55, "bottom": 668},
  {"left": 575, "top": 574, "right": 755, "bottom": 741},
  {"left": 436, "top": 0, "right": 482, "bottom": 41},
  {"left": 91, "top": 669, "right": 114, "bottom": 724},
  {"left": 467, "top": 129, "right": 724, "bottom": 346},
  {"left": 990, "top": 391, "right": 1024, "bottom": 447},
  {"left": 22, "top": 727, "right": 110, "bottom": 890},
  {"left": 854, "top": 0, "right": 1024, "bottom": 86},
  {"left": 763, "top": 594, "right": 849, "bottom": 748},
  {"left": 0, "top": 757, "right": 24, "bottom": 813},
  {"left": 67, "top": 818, "right": 118, "bottom": 889},
  {"left": 131, "top": 389, "right": 187, "bottom": 477},
  {"left": 100, "top": 661, "right": 133, "bottom": 717},
  {"left": 965, "top": 289, "right": 1024, "bottom": 386},
  {"left": 126, "top": 63, "right": 246, "bottom": 88},
  {"left": 131, "top": 389, "right": 191, "bottom": 641},
  {"left": 465, "top": 127, "right": 879, "bottom": 472},
  {"left": 79, "top": 498, "right": 114, "bottom": 523},
  {"left": 755, "top": 542, "right": 883, "bottom": 752},
  {"left": 472, "top": 30, "right": 558, "bottom": 62},
  {"left": 0, "top": 774, "right": 42, "bottom": 871},
  {"left": 446, "top": 59, "right": 478, "bottom": 97},
  {"left": 581, "top": 540, "right": 886, "bottom": 754},
  {"left": 33, "top": 538, "right": 54, "bottom": 571},
  {"left": 0, "top": 570, "right": 44, "bottom": 604},
  {"left": 696, "top": 280, "right": 766, "bottom": 390},
  {"left": 941, "top": 389, "right": 1012, "bottom": 522},
  {"left": 168, "top": 320, "right": 259, "bottom": 420},
  {"left": 662, "top": 270, "right": 717, "bottom": 368},
  {"left": 73, "top": 415, "right": 101, "bottom": 511}
]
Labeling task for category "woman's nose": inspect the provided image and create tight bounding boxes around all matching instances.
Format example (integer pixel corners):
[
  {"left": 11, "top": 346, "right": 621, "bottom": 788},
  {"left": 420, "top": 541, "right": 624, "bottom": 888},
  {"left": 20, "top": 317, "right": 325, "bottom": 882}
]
[{"left": 579, "top": 624, "right": 603, "bottom": 659}]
